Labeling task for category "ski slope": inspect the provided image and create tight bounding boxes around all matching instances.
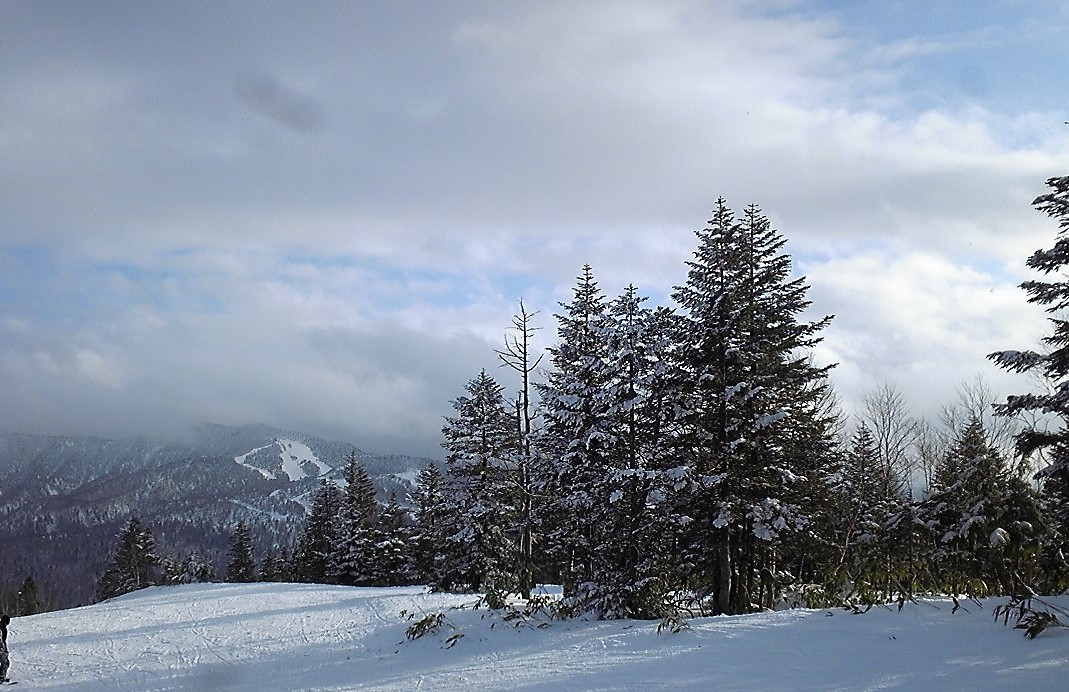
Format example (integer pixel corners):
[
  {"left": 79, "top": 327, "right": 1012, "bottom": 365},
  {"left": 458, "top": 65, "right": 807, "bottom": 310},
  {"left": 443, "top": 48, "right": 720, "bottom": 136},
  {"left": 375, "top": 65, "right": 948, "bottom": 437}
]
[{"left": 7, "top": 583, "right": 1068, "bottom": 690}]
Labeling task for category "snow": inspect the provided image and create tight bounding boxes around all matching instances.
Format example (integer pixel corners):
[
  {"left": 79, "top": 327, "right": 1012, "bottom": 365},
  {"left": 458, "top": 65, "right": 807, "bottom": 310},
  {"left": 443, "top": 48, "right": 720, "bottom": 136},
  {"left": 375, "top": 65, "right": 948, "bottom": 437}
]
[
  {"left": 276, "top": 439, "right": 332, "bottom": 481},
  {"left": 390, "top": 469, "right": 420, "bottom": 486},
  {"left": 227, "top": 499, "right": 289, "bottom": 522},
  {"left": 755, "top": 411, "right": 788, "bottom": 429},
  {"left": 233, "top": 445, "right": 277, "bottom": 480},
  {"left": 7, "top": 583, "right": 1068, "bottom": 690},
  {"left": 290, "top": 491, "right": 314, "bottom": 515}
]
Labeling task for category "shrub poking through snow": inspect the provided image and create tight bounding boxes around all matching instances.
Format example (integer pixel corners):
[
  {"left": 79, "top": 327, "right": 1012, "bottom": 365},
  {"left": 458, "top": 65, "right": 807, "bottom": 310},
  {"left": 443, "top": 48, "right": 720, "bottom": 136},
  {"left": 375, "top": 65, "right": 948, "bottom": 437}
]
[
  {"left": 403, "top": 610, "right": 453, "bottom": 640},
  {"left": 993, "top": 590, "right": 1069, "bottom": 638}
]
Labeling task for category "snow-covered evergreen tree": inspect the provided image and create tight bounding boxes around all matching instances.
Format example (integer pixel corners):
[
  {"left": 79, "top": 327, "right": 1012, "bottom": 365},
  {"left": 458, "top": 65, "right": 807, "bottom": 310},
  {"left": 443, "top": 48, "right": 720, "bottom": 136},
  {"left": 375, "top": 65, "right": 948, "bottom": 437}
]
[
  {"left": 539, "top": 272, "right": 680, "bottom": 617},
  {"left": 437, "top": 369, "right": 517, "bottom": 593},
  {"left": 96, "top": 518, "right": 159, "bottom": 602},
  {"left": 259, "top": 549, "right": 290, "bottom": 583},
  {"left": 331, "top": 451, "right": 379, "bottom": 586},
  {"left": 409, "top": 462, "right": 448, "bottom": 584},
  {"left": 225, "top": 521, "right": 257, "bottom": 583},
  {"left": 291, "top": 480, "right": 343, "bottom": 584},
  {"left": 669, "top": 200, "right": 834, "bottom": 615},
  {"left": 828, "top": 425, "right": 904, "bottom": 601},
  {"left": 161, "top": 552, "right": 215, "bottom": 585},
  {"left": 538, "top": 265, "right": 615, "bottom": 602},
  {"left": 989, "top": 174, "right": 1069, "bottom": 590},
  {"left": 367, "top": 494, "right": 413, "bottom": 586},
  {"left": 769, "top": 354, "right": 842, "bottom": 579},
  {"left": 919, "top": 418, "right": 1042, "bottom": 595},
  {"left": 602, "top": 286, "right": 677, "bottom": 472},
  {"left": 594, "top": 287, "right": 682, "bottom": 617}
]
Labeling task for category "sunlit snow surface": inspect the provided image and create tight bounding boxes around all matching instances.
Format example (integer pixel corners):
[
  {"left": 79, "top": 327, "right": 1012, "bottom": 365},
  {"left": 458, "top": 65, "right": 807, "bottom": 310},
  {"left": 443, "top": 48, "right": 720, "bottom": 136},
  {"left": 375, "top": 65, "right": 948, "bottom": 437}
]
[{"left": 10, "top": 584, "right": 1069, "bottom": 690}]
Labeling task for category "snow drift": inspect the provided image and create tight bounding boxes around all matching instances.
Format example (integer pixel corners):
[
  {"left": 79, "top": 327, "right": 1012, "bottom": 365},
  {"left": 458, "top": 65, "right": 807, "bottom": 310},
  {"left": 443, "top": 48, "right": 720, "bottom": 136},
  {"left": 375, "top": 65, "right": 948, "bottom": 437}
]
[{"left": 7, "top": 583, "right": 1067, "bottom": 690}]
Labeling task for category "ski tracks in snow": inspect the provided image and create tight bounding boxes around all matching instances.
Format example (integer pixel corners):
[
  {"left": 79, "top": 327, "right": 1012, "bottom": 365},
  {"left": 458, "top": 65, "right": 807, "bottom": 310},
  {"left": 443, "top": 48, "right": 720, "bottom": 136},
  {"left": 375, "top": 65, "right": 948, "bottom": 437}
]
[{"left": 11, "top": 584, "right": 1068, "bottom": 690}]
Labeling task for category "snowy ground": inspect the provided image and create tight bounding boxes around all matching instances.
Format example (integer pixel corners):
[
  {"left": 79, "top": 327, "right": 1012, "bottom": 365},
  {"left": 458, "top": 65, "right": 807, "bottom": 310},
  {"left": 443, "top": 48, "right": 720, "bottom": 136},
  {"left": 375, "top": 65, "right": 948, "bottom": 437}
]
[{"left": 6, "top": 583, "right": 1067, "bottom": 690}]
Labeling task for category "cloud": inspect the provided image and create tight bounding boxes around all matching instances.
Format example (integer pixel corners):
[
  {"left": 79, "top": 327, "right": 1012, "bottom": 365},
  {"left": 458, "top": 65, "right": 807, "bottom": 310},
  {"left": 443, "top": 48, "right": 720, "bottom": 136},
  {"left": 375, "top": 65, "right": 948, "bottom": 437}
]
[
  {"left": 0, "top": 265, "right": 497, "bottom": 457},
  {"left": 234, "top": 74, "right": 325, "bottom": 133},
  {"left": 0, "top": 1, "right": 1066, "bottom": 456},
  {"left": 805, "top": 250, "right": 1048, "bottom": 422}
]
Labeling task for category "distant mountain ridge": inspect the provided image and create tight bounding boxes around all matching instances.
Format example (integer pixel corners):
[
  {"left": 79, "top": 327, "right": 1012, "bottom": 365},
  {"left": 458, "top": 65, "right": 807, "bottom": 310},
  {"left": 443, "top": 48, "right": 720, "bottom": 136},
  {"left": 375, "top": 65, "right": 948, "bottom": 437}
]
[{"left": 0, "top": 423, "right": 436, "bottom": 608}]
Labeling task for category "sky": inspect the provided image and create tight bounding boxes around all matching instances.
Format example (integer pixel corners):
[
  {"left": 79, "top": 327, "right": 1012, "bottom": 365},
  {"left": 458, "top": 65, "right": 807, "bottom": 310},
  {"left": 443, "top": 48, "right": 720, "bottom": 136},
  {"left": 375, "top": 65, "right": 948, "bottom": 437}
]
[{"left": 1, "top": 1, "right": 1067, "bottom": 459}]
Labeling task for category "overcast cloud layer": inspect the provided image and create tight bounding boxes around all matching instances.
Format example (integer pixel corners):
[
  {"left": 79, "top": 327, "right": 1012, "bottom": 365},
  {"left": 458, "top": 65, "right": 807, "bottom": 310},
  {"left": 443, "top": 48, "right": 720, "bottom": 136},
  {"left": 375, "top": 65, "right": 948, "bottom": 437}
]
[{"left": 1, "top": 1, "right": 1067, "bottom": 457}]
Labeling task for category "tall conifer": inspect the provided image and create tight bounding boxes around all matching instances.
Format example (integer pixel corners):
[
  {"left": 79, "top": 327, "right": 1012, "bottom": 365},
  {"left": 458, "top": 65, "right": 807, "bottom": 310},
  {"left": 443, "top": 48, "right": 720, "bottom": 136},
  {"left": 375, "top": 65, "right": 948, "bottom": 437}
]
[
  {"left": 225, "top": 521, "right": 257, "bottom": 583},
  {"left": 292, "top": 480, "right": 343, "bottom": 584},
  {"left": 438, "top": 370, "right": 517, "bottom": 593},
  {"left": 332, "top": 451, "right": 379, "bottom": 585},
  {"left": 990, "top": 175, "right": 1069, "bottom": 589},
  {"left": 670, "top": 199, "right": 833, "bottom": 614}
]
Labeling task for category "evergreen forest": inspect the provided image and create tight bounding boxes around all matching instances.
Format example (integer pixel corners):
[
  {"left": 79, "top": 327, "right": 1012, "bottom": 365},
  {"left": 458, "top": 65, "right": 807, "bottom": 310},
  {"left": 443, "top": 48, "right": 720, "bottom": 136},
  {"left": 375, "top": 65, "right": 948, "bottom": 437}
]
[{"left": 20, "top": 176, "right": 1069, "bottom": 627}]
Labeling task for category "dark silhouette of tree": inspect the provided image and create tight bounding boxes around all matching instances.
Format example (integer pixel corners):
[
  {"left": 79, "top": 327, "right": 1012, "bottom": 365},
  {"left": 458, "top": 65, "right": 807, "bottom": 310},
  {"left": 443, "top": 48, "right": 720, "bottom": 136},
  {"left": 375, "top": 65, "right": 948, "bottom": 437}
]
[
  {"left": 990, "top": 174, "right": 1069, "bottom": 591},
  {"left": 292, "top": 480, "right": 343, "bottom": 583},
  {"left": 410, "top": 462, "right": 447, "bottom": 584},
  {"left": 225, "top": 522, "right": 257, "bottom": 583},
  {"left": 15, "top": 575, "right": 40, "bottom": 616},
  {"left": 95, "top": 518, "right": 158, "bottom": 602}
]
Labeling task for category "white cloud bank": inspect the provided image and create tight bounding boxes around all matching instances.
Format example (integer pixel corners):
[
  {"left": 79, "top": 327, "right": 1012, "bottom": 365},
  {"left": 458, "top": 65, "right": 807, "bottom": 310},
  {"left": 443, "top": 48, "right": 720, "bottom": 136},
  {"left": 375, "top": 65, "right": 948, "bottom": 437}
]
[{"left": 0, "top": 1, "right": 1065, "bottom": 456}]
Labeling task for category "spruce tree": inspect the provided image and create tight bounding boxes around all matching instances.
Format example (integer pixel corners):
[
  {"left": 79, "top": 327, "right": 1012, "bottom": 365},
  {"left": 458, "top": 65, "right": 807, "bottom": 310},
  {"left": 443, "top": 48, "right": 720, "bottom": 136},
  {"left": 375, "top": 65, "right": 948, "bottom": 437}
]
[
  {"left": 368, "top": 494, "right": 412, "bottom": 586},
  {"left": 259, "top": 549, "right": 290, "bottom": 583},
  {"left": 161, "top": 552, "right": 215, "bottom": 585},
  {"left": 96, "top": 518, "right": 159, "bottom": 602},
  {"left": 596, "top": 288, "right": 681, "bottom": 617},
  {"left": 410, "top": 462, "right": 448, "bottom": 584},
  {"left": 438, "top": 369, "right": 517, "bottom": 593},
  {"left": 538, "top": 265, "right": 614, "bottom": 602},
  {"left": 989, "top": 175, "right": 1069, "bottom": 590},
  {"left": 539, "top": 272, "right": 679, "bottom": 617},
  {"left": 331, "top": 451, "right": 379, "bottom": 585},
  {"left": 670, "top": 199, "right": 833, "bottom": 615},
  {"left": 919, "top": 419, "right": 1042, "bottom": 595},
  {"left": 16, "top": 575, "right": 40, "bottom": 616},
  {"left": 602, "top": 287, "right": 677, "bottom": 475},
  {"left": 225, "top": 521, "right": 257, "bottom": 583},
  {"left": 291, "top": 480, "right": 343, "bottom": 584},
  {"left": 829, "top": 425, "right": 904, "bottom": 602}
]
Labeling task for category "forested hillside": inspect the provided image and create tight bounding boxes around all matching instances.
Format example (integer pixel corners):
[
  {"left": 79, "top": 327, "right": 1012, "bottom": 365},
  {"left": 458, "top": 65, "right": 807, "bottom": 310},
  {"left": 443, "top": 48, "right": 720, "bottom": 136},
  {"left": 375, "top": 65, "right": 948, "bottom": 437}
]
[{"left": 0, "top": 424, "right": 432, "bottom": 609}]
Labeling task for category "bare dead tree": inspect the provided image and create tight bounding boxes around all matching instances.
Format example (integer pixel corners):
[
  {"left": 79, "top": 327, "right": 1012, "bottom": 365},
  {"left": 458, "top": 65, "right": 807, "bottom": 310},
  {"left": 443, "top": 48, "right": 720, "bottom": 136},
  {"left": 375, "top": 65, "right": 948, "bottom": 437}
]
[
  {"left": 939, "top": 374, "right": 1021, "bottom": 463},
  {"left": 495, "top": 299, "right": 543, "bottom": 598},
  {"left": 861, "top": 381, "right": 918, "bottom": 499},
  {"left": 911, "top": 418, "right": 944, "bottom": 492}
]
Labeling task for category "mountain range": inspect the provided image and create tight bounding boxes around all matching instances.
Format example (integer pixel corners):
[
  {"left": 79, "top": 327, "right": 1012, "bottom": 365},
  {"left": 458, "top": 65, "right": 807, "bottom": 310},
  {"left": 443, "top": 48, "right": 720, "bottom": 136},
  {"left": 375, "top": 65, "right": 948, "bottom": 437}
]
[{"left": 0, "top": 423, "right": 436, "bottom": 608}]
